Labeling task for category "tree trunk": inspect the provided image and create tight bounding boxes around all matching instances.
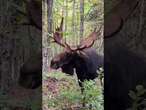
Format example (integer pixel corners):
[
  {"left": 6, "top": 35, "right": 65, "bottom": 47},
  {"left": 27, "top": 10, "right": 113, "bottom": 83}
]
[
  {"left": 72, "top": 0, "right": 76, "bottom": 45},
  {"left": 65, "top": 0, "right": 68, "bottom": 32},
  {"left": 80, "top": 0, "right": 84, "bottom": 39},
  {"left": 47, "top": 0, "right": 53, "bottom": 33},
  {"left": 43, "top": 0, "right": 53, "bottom": 72}
]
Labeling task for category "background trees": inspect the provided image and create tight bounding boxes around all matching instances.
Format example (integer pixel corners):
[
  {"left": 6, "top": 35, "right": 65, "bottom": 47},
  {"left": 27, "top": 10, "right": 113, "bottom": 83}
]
[
  {"left": 43, "top": 0, "right": 104, "bottom": 109},
  {"left": 42, "top": 0, "right": 104, "bottom": 71}
]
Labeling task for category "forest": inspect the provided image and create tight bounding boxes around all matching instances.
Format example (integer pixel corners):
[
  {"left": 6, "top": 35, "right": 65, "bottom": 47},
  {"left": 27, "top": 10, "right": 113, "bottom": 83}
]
[
  {"left": 42, "top": 0, "right": 103, "bottom": 66},
  {"left": 43, "top": 0, "right": 104, "bottom": 110},
  {"left": 0, "top": 0, "right": 104, "bottom": 110},
  {"left": 1, "top": 0, "right": 146, "bottom": 110}
]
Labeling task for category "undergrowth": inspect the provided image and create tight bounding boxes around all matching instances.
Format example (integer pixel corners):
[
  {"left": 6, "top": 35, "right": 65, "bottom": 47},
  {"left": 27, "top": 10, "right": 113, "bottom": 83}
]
[{"left": 44, "top": 71, "right": 103, "bottom": 110}]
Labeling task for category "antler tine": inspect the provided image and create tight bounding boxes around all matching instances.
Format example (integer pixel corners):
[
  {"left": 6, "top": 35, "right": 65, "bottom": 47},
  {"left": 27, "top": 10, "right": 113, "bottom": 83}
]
[
  {"left": 52, "top": 37, "right": 73, "bottom": 51},
  {"left": 52, "top": 17, "right": 73, "bottom": 51},
  {"left": 76, "top": 26, "right": 102, "bottom": 51},
  {"left": 94, "top": 25, "right": 102, "bottom": 33},
  {"left": 59, "top": 17, "right": 73, "bottom": 51},
  {"left": 59, "top": 17, "right": 64, "bottom": 31},
  {"left": 49, "top": 36, "right": 63, "bottom": 47}
]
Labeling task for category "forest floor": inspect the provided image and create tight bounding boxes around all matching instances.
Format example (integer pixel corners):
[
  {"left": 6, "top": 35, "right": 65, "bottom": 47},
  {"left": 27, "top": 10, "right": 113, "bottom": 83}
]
[
  {"left": 0, "top": 69, "right": 103, "bottom": 110},
  {"left": 43, "top": 70, "right": 80, "bottom": 110},
  {"left": 43, "top": 69, "right": 103, "bottom": 110}
]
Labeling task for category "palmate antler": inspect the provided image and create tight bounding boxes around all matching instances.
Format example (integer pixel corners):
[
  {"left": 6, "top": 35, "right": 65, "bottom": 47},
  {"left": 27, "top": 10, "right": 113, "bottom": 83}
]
[
  {"left": 51, "top": 17, "right": 72, "bottom": 51},
  {"left": 77, "top": 26, "right": 102, "bottom": 50},
  {"left": 105, "top": 0, "right": 140, "bottom": 38},
  {"left": 52, "top": 17, "right": 102, "bottom": 52}
]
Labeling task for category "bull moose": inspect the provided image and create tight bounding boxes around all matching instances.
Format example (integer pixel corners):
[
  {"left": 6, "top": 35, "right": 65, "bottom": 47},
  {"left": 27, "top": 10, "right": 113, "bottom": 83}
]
[
  {"left": 50, "top": 18, "right": 103, "bottom": 91},
  {"left": 18, "top": 0, "right": 146, "bottom": 110},
  {"left": 104, "top": 0, "right": 146, "bottom": 110},
  {"left": 18, "top": 0, "right": 42, "bottom": 89}
]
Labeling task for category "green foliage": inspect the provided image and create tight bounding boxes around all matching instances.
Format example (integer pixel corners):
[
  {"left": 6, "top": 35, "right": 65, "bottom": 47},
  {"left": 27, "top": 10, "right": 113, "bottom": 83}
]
[
  {"left": 48, "top": 85, "right": 82, "bottom": 109},
  {"left": 127, "top": 85, "right": 146, "bottom": 110},
  {"left": 44, "top": 71, "right": 73, "bottom": 80},
  {"left": 53, "top": 0, "right": 103, "bottom": 35},
  {"left": 47, "top": 72, "right": 103, "bottom": 110},
  {"left": 83, "top": 80, "right": 104, "bottom": 110}
]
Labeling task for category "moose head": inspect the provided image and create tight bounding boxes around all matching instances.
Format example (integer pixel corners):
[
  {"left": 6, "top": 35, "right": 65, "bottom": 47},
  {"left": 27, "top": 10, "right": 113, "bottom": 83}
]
[{"left": 50, "top": 18, "right": 103, "bottom": 88}]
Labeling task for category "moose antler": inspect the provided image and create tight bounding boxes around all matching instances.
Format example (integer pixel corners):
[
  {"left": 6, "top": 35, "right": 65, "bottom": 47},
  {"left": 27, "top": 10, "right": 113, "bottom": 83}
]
[
  {"left": 51, "top": 17, "right": 72, "bottom": 51},
  {"left": 52, "top": 17, "right": 102, "bottom": 52},
  {"left": 105, "top": 0, "right": 140, "bottom": 38},
  {"left": 76, "top": 26, "right": 102, "bottom": 50}
]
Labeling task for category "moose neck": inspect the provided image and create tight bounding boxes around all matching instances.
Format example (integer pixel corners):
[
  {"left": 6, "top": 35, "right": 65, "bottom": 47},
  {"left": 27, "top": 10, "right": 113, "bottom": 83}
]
[{"left": 73, "top": 53, "right": 88, "bottom": 81}]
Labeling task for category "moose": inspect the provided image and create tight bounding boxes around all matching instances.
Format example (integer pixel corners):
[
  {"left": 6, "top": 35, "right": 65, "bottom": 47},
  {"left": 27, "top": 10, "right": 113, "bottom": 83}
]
[
  {"left": 18, "top": 0, "right": 146, "bottom": 109},
  {"left": 104, "top": 0, "right": 146, "bottom": 110},
  {"left": 50, "top": 18, "right": 103, "bottom": 91},
  {"left": 17, "top": 0, "right": 42, "bottom": 89}
]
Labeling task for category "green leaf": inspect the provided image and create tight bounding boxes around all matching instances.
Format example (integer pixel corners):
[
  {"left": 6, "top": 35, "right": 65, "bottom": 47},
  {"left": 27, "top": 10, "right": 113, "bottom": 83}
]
[
  {"left": 136, "top": 85, "right": 144, "bottom": 92},
  {"left": 129, "top": 91, "right": 137, "bottom": 100}
]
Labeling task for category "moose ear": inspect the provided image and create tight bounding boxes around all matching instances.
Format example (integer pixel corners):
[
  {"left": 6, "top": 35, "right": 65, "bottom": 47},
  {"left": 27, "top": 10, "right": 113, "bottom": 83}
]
[{"left": 61, "top": 64, "right": 74, "bottom": 75}]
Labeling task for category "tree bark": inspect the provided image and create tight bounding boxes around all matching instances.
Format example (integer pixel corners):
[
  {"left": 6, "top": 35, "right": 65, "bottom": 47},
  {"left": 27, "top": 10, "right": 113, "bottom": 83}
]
[{"left": 80, "top": 0, "right": 84, "bottom": 39}]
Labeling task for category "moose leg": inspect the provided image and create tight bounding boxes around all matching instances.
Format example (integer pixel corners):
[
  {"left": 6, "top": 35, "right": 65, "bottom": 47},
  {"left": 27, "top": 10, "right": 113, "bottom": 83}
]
[
  {"left": 78, "top": 80, "right": 84, "bottom": 93},
  {"left": 78, "top": 80, "right": 86, "bottom": 107}
]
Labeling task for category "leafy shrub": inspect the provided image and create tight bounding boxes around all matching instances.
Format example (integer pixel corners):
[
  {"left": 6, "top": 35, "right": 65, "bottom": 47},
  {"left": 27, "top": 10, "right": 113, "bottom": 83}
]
[
  {"left": 83, "top": 80, "right": 104, "bottom": 110},
  {"left": 48, "top": 87, "right": 82, "bottom": 109},
  {"left": 127, "top": 85, "right": 146, "bottom": 110}
]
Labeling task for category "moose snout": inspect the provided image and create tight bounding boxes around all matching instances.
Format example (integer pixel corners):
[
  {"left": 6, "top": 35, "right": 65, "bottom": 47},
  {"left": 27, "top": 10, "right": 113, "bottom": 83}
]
[
  {"left": 51, "top": 64, "right": 58, "bottom": 69},
  {"left": 50, "top": 61, "right": 60, "bottom": 69}
]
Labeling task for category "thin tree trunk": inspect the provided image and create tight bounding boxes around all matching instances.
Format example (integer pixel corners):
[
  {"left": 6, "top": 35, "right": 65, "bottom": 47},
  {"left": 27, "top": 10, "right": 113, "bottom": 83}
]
[
  {"left": 77, "top": 3, "right": 80, "bottom": 44},
  {"left": 65, "top": 0, "right": 68, "bottom": 32},
  {"left": 72, "top": 0, "right": 76, "bottom": 45},
  {"left": 80, "top": 0, "right": 84, "bottom": 39},
  {"left": 43, "top": 0, "right": 53, "bottom": 72},
  {"left": 47, "top": 0, "right": 53, "bottom": 34}
]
